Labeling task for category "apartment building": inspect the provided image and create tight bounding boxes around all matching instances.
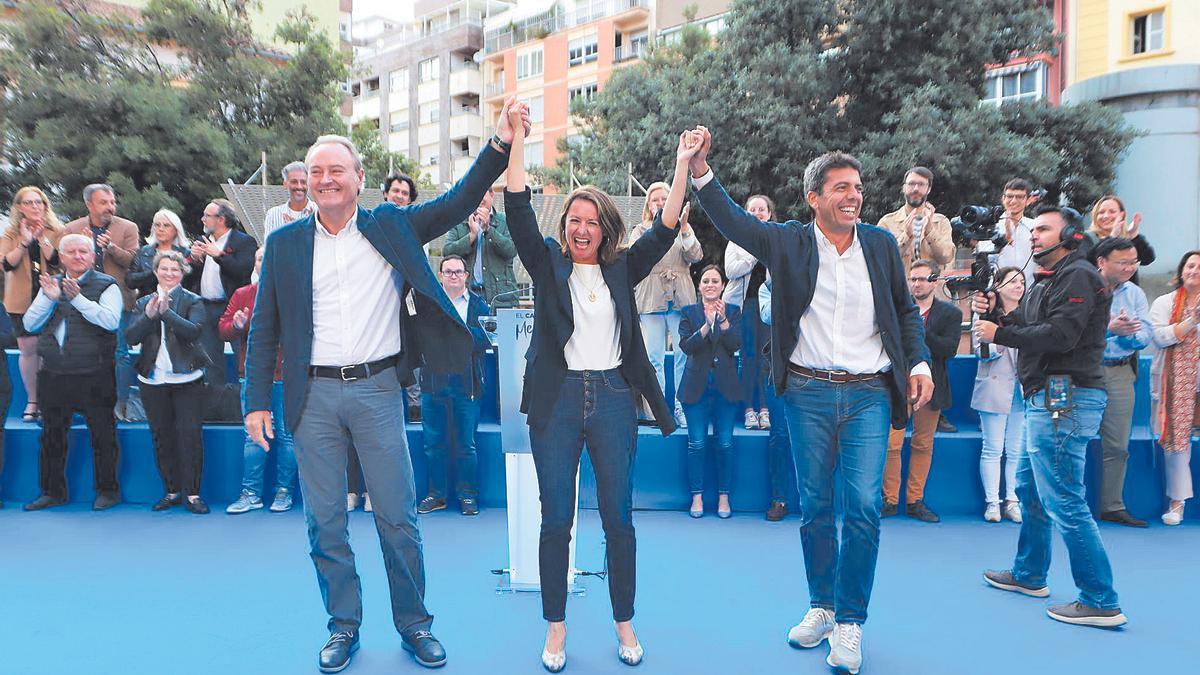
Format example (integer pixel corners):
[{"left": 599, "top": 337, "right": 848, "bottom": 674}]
[{"left": 1062, "top": 0, "right": 1200, "bottom": 273}]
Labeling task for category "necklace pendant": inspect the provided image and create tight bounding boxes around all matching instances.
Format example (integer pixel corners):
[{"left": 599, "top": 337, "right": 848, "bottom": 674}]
[{"left": 588, "top": 291, "right": 597, "bottom": 302}]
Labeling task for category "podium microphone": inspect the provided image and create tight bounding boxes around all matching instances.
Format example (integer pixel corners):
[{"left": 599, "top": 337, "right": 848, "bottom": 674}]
[{"left": 490, "top": 287, "right": 530, "bottom": 307}]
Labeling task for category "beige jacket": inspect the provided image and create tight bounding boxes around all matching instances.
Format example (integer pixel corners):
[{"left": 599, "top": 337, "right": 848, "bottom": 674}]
[
  {"left": 627, "top": 221, "right": 703, "bottom": 313},
  {"left": 0, "top": 227, "right": 66, "bottom": 314},
  {"left": 63, "top": 215, "right": 140, "bottom": 310},
  {"left": 877, "top": 204, "right": 955, "bottom": 273}
]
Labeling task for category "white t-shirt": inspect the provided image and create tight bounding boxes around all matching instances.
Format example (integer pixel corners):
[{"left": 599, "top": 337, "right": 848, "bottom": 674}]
[{"left": 564, "top": 263, "right": 622, "bottom": 371}]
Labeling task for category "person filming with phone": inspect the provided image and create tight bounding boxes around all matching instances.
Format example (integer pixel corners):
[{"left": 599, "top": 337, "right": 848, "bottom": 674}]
[{"left": 971, "top": 205, "right": 1126, "bottom": 629}]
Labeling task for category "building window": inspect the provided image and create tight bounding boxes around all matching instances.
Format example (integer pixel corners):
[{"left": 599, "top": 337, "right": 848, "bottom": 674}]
[
  {"left": 390, "top": 118, "right": 410, "bottom": 132},
  {"left": 1131, "top": 10, "right": 1165, "bottom": 55},
  {"left": 418, "top": 56, "right": 440, "bottom": 83},
  {"left": 420, "top": 102, "right": 440, "bottom": 124},
  {"left": 525, "top": 142, "right": 544, "bottom": 169},
  {"left": 456, "top": 139, "right": 471, "bottom": 157},
  {"left": 389, "top": 68, "right": 408, "bottom": 94},
  {"left": 528, "top": 95, "right": 544, "bottom": 123},
  {"left": 569, "top": 83, "right": 598, "bottom": 105},
  {"left": 981, "top": 64, "right": 1043, "bottom": 106},
  {"left": 364, "top": 77, "right": 380, "bottom": 95},
  {"left": 568, "top": 36, "right": 599, "bottom": 67},
  {"left": 517, "top": 49, "right": 544, "bottom": 80}
]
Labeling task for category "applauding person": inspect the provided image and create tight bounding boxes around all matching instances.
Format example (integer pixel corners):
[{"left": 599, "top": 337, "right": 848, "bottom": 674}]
[{"left": 503, "top": 102, "right": 682, "bottom": 672}]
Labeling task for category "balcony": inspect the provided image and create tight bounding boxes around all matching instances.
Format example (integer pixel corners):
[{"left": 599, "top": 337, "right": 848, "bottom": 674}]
[
  {"left": 450, "top": 66, "right": 482, "bottom": 97},
  {"left": 484, "top": 80, "right": 506, "bottom": 99},
  {"left": 484, "top": 1, "right": 649, "bottom": 53},
  {"left": 449, "top": 110, "right": 482, "bottom": 140},
  {"left": 417, "top": 122, "right": 441, "bottom": 147},
  {"left": 614, "top": 41, "right": 646, "bottom": 63}
]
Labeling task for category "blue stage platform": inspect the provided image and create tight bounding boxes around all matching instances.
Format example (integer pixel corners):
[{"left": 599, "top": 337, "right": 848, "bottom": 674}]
[{"left": 2, "top": 351, "right": 1196, "bottom": 521}]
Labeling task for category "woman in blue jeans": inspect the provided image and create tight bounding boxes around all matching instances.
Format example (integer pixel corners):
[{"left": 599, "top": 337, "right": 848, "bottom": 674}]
[
  {"left": 971, "top": 266, "right": 1026, "bottom": 523},
  {"left": 503, "top": 102, "right": 685, "bottom": 672},
  {"left": 677, "top": 265, "right": 741, "bottom": 518}
]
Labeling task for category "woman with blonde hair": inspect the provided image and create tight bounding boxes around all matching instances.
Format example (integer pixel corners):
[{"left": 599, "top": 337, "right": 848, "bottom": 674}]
[
  {"left": 1083, "top": 195, "right": 1155, "bottom": 276},
  {"left": 627, "top": 180, "right": 703, "bottom": 426},
  {"left": 1149, "top": 249, "right": 1200, "bottom": 525},
  {"left": 126, "top": 209, "right": 197, "bottom": 298},
  {"left": 1, "top": 186, "right": 65, "bottom": 422}
]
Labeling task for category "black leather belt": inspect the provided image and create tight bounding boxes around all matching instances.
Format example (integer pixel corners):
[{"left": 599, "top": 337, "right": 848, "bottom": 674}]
[
  {"left": 1103, "top": 355, "right": 1135, "bottom": 367},
  {"left": 310, "top": 355, "right": 399, "bottom": 381},
  {"left": 788, "top": 363, "right": 885, "bottom": 383}
]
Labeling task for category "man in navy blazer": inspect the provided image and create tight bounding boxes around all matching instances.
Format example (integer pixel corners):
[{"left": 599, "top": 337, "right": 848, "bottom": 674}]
[
  {"left": 688, "top": 127, "right": 932, "bottom": 673},
  {"left": 244, "top": 102, "right": 526, "bottom": 672},
  {"left": 412, "top": 254, "right": 492, "bottom": 516}
]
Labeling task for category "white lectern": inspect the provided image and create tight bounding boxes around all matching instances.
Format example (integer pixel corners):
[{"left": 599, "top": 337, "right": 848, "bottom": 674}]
[{"left": 494, "top": 309, "right": 579, "bottom": 593}]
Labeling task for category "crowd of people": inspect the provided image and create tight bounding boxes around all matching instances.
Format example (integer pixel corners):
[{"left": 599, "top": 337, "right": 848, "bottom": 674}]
[{"left": 0, "top": 95, "right": 1196, "bottom": 673}]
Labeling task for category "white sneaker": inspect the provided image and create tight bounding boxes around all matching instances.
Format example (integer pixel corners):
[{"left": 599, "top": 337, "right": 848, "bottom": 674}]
[
  {"left": 363, "top": 493, "right": 373, "bottom": 513},
  {"left": 1004, "top": 500, "right": 1023, "bottom": 523},
  {"left": 1162, "top": 501, "right": 1185, "bottom": 526},
  {"left": 674, "top": 403, "right": 687, "bottom": 429},
  {"left": 826, "top": 623, "right": 863, "bottom": 674},
  {"left": 984, "top": 502, "right": 1001, "bottom": 522},
  {"left": 744, "top": 410, "right": 760, "bottom": 430},
  {"left": 787, "top": 607, "right": 835, "bottom": 648},
  {"left": 346, "top": 493, "right": 360, "bottom": 512}
]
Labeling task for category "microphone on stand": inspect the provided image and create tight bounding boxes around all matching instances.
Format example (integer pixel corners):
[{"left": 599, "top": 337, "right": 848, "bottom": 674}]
[{"left": 489, "top": 286, "right": 532, "bottom": 308}]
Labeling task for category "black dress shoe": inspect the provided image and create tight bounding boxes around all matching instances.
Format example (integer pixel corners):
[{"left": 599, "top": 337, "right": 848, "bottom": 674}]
[
  {"left": 880, "top": 501, "right": 899, "bottom": 518},
  {"left": 417, "top": 496, "right": 446, "bottom": 514},
  {"left": 152, "top": 494, "right": 183, "bottom": 512},
  {"left": 1099, "top": 509, "right": 1147, "bottom": 528},
  {"left": 408, "top": 406, "right": 423, "bottom": 424},
  {"left": 402, "top": 630, "right": 447, "bottom": 668},
  {"left": 92, "top": 493, "right": 121, "bottom": 511},
  {"left": 319, "top": 631, "right": 359, "bottom": 673},
  {"left": 185, "top": 497, "right": 210, "bottom": 514},
  {"left": 766, "top": 501, "right": 788, "bottom": 521},
  {"left": 24, "top": 495, "right": 68, "bottom": 511},
  {"left": 937, "top": 414, "right": 957, "bottom": 433},
  {"left": 906, "top": 500, "right": 941, "bottom": 523},
  {"left": 460, "top": 497, "right": 479, "bottom": 516}
]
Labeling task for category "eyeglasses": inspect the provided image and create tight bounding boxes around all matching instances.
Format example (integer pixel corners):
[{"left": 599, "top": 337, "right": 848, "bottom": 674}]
[
  {"left": 442, "top": 269, "right": 467, "bottom": 277},
  {"left": 17, "top": 199, "right": 44, "bottom": 207},
  {"left": 903, "top": 181, "right": 929, "bottom": 189},
  {"left": 1109, "top": 259, "right": 1140, "bottom": 268}
]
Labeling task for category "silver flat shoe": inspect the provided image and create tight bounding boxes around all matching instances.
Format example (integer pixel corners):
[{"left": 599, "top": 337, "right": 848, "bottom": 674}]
[
  {"left": 541, "top": 649, "right": 566, "bottom": 672},
  {"left": 617, "top": 641, "right": 643, "bottom": 666}
]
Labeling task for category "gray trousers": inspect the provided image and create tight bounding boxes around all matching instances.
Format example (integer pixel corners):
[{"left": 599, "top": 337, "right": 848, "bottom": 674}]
[
  {"left": 1099, "top": 362, "right": 1136, "bottom": 513},
  {"left": 292, "top": 366, "right": 432, "bottom": 635}
]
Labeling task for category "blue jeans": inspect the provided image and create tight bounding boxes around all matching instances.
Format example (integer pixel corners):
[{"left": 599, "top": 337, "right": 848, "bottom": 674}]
[
  {"left": 115, "top": 309, "right": 138, "bottom": 404},
  {"left": 783, "top": 373, "right": 892, "bottom": 625},
  {"left": 240, "top": 380, "right": 297, "bottom": 495},
  {"left": 764, "top": 371, "right": 794, "bottom": 502},
  {"left": 529, "top": 368, "right": 638, "bottom": 622},
  {"left": 1012, "top": 388, "right": 1120, "bottom": 609},
  {"left": 738, "top": 295, "right": 768, "bottom": 411},
  {"left": 292, "top": 367, "right": 430, "bottom": 635},
  {"left": 682, "top": 374, "right": 737, "bottom": 494},
  {"left": 420, "top": 378, "right": 480, "bottom": 500}
]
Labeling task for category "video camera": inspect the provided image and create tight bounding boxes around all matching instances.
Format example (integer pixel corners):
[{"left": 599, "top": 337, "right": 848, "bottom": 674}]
[{"left": 943, "top": 205, "right": 1011, "bottom": 358}]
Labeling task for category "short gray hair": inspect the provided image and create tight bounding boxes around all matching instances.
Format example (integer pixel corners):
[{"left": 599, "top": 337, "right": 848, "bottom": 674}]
[
  {"left": 83, "top": 183, "right": 115, "bottom": 203},
  {"left": 305, "top": 135, "right": 363, "bottom": 172},
  {"left": 280, "top": 161, "right": 307, "bottom": 182},
  {"left": 152, "top": 249, "right": 192, "bottom": 276},
  {"left": 59, "top": 233, "right": 92, "bottom": 252},
  {"left": 803, "top": 152, "right": 863, "bottom": 196}
]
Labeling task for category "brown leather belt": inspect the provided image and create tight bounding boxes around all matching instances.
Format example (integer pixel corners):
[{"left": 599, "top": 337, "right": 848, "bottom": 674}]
[{"left": 787, "top": 363, "right": 885, "bottom": 383}]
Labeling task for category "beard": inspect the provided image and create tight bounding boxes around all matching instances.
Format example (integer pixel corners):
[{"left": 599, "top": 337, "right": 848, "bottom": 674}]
[{"left": 905, "top": 195, "right": 926, "bottom": 209}]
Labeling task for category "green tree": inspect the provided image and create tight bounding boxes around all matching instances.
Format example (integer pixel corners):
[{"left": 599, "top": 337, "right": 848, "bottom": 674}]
[
  {"left": 349, "top": 123, "right": 431, "bottom": 195},
  {"left": 0, "top": 0, "right": 347, "bottom": 232},
  {"left": 543, "top": 0, "right": 1134, "bottom": 243}
]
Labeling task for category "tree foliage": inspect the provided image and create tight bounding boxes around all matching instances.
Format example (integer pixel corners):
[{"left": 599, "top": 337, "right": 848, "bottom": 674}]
[
  {"left": 0, "top": 0, "right": 350, "bottom": 232},
  {"left": 349, "top": 124, "right": 432, "bottom": 196},
  {"left": 542, "top": 0, "right": 1135, "bottom": 266}
]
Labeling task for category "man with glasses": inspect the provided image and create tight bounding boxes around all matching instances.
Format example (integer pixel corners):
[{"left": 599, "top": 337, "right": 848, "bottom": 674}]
[
  {"left": 877, "top": 167, "right": 955, "bottom": 275},
  {"left": 190, "top": 199, "right": 256, "bottom": 385},
  {"left": 994, "top": 178, "right": 1038, "bottom": 286},
  {"left": 414, "top": 255, "right": 490, "bottom": 516},
  {"left": 1092, "top": 237, "right": 1153, "bottom": 527}
]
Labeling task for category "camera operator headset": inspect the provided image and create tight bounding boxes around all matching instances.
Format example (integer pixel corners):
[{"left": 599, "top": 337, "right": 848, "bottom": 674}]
[{"left": 970, "top": 205, "right": 1110, "bottom": 419}]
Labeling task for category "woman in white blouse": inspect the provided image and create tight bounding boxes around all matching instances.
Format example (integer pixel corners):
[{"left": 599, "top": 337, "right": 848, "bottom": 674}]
[
  {"left": 724, "top": 195, "right": 773, "bottom": 429},
  {"left": 125, "top": 250, "right": 211, "bottom": 514}
]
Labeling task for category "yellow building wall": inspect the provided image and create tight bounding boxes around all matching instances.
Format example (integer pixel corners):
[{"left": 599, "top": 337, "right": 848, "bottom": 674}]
[
  {"left": 112, "top": 0, "right": 341, "bottom": 50},
  {"left": 1072, "top": 0, "right": 1110, "bottom": 83},
  {"left": 1072, "top": 0, "right": 1200, "bottom": 84}
]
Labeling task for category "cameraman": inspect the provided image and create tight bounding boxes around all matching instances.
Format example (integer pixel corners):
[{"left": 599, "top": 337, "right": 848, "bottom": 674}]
[{"left": 972, "top": 205, "right": 1126, "bottom": 629}]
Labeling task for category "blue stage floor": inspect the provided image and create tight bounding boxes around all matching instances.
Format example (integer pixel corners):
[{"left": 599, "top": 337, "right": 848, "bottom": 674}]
[{"left": 1, "top": 506, "right": 1196, "bottom": 674}]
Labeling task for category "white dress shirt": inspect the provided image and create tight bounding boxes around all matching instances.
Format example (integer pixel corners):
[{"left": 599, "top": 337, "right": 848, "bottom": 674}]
[
  {"left": 138, "top": 285, "right": 204, "bottom": 386},
  {"left": 262, "top": 199, "right": 317, "bottom": 239},
  {"left": 199, "top": 230, "right": 232, "bottom": 301},
  {"left": 448, "top": 288, "right": 470, "bottom": 323},
  {"left": 310, "top": 210, "right": 404, "bottom": 367},
  {"left": 564, "top": 263, "right": 622, "bottom": 370},
  {"left": 722, "top": 241, "right": 758, "bottom": 307},
  {"left": 692, "top": 169, "right": 930, "bottom": 378},
  {"left": 23, "top": 270, "right": 122, "bottom": 342},
  {"left": 993, "top": 215, "right": 1036, "bottom": 287}
]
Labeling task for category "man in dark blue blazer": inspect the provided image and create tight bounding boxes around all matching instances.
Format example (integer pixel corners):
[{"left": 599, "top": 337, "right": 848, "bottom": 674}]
[
  {"left": 244, "top": 103, "right": 526, "bottom": 672},
  {"left": 688, "top": 126, "right": 932, "bottom": 674},
  {"left": 412, "top": 254, "right": 492, "bottom": 517}
]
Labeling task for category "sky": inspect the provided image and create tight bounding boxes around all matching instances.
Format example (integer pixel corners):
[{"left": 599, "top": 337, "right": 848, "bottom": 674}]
[{"left": 353, "top": 0, "right": 416, "bottom": 22}]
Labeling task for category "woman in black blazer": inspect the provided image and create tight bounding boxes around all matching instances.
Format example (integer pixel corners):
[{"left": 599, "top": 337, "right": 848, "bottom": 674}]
[
  {"left": 677, "top": 264, "right": 742, "bottom": 518},
  {"left": 503, "top": 103, "right": 688, "bottom": 672},
  {"left": 125, "top": 209, "right": 199, "bottom": 298},
  {"left": 125, "top": 250, "right": 212, "bottom": 514}
]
